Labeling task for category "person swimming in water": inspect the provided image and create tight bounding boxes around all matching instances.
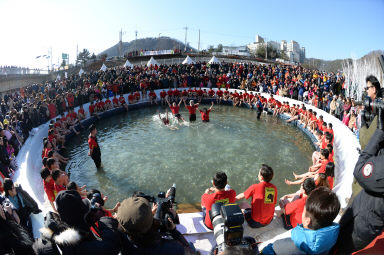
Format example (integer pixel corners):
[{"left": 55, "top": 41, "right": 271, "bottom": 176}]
[{"left": 157, "top": 109, "right": 178, "bottom": 130}]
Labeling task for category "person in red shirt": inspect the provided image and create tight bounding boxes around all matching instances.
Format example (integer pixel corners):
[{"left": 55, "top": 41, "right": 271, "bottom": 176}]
[
  {"left": 216, "top": 89, "right": 223, "bottom": 104},
  {"left": 119, "top": 94, "right": 129, "bottom": 111},
  {"left": 166, "top": 98, "right": 184, "bottom": 122},
  {"left": 78, "top": 105, "right": 86, "bottom": 120},
  {"left": 236, "top": 164, "right": 277, "bottom": 228},
  {"left": 88, "top": 124, "right": 101, "bottom": 168},
  {"left": 280, "top": 178, "right": 316, "bottom": 229},
  {"left": 52, "top": 169, "right": 68, "bottom": 195},
  {"left": 113, "top": 94, "right": 120, "bottom": 107},
  {"left": 40, "top": 167, "right": 57, "bottom": 212},
  {"left": 134, "top": 91, "right": 141, "bottom": 102},
  {"left": 201, "top": 172, "right": 236, "bottom": 230},
  {"left": 48, "top": 100, "right": 57, "bottom": 119},
  {"left": 181, "top": 89, "right": 188, "bottom": 99},
  {"left": 89, "top": 101, "right": 98, "bottom": 118},
  {"left": 324, "top": 162, "right": 335, "bottom": 190},
  {"left": 160, "top": 89, "right": 167, "bottom": 105},
  {"left": 286, "top": 149, "right": 330, "bottom": 186},
  {"left": 198, "top": 101, "right": 214, "bottom": 122},
  {"left": 104, "top": 97, "right": 113, "bottom": 110},
  {"left": 183, "top": 99, "right": 199, "bottom": 122},
  {"left": 148, "top": 90, "right": 157, "bottom": 105}
]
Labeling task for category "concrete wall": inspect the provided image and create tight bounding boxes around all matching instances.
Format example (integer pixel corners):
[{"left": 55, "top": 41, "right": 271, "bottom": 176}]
[{"left": 0, "top": 74, "right": 54, "bottom": 93}]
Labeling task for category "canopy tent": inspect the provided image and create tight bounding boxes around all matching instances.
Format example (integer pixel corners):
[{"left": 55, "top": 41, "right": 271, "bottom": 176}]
[
  {"left": 123, "top": 59, "right": 133, "bottom": 68},
  {"left": 79, "top": 68, "right": 85, "bottom": 76},
  {"left": 146, "top": 56, "right": 159, "bottom": 67},
  {"left": 100, "top": 63, "right": 107, "bottom": 72},
  {"left": 182, "top": 55, "right": 195, "bottom": 65},
  {"left": 208, "top": 56, "right": 221, "bottom": 65}
]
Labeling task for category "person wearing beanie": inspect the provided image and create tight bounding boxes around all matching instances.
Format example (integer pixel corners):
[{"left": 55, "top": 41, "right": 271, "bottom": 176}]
[
  {"left": 33, "top": 190, "right": 122, "bottom": 255},
  {"left": 117, "top": 196, "right": 198, "bottom": 255}
]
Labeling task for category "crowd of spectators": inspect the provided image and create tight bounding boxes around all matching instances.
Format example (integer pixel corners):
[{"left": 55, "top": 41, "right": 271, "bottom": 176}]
[{"left": 0, "top": 60, "right": 367, "bottom": 254}]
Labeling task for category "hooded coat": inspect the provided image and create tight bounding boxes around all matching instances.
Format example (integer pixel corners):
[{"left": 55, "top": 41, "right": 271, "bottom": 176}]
[{"left": 33, "top": 212, "right": 122, "bottom": 255}]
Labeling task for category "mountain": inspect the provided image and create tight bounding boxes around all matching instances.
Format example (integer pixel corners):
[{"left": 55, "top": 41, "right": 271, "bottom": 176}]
[
  {"left": 98, "top": 37, "right": 196, "bottom": 57},
  {"left": 303, "top": 50, "right": 384, "bottom": 73}
]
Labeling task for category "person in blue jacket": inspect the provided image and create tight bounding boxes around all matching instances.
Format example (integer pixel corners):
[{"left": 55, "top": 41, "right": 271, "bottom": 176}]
[{"left": 262, "top": 187, "right": 340, "bottom": 255}]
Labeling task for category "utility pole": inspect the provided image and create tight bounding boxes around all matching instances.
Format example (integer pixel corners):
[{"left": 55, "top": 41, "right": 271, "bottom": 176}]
[
  {"left": 76, "top": 44, "right": 78, "bottom": 66},
  {"left": 198, "top": 29, "right": 200, "bottom": 52},
  {"left": 183, "top": 26, "right": 188, "bottom": 52}
]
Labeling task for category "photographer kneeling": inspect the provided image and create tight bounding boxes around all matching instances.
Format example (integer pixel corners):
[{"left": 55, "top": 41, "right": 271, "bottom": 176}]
[{"left": 116, "top": 194, "right": 199, "bottom": 255}]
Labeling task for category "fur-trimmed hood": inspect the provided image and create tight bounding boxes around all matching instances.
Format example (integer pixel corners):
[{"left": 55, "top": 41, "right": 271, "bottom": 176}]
[{"left": 40, "top": 227, "right": 82, "bottom": 246}]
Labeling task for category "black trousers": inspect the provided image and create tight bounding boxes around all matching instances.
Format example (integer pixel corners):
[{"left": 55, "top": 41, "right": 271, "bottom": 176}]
[{"left": 91, "top": 149, "right": 101, "bottom": 168}]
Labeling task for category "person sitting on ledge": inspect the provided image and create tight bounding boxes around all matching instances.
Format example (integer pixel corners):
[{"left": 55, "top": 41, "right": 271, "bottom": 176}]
[
  {"left": 279, "top": 178, "right": 316, "bottom": 230},
  {"left": 262, "top": 187, "right": 340, "bottom": 255},
  {"left": 286, "top": 149, "right": 330, "bottom": 186},
  {"left": 201, "top": 171, "right": 236, "bottom": 230},
  {"left": 236, "top": 164, "right": 277, "bottom": 228}
]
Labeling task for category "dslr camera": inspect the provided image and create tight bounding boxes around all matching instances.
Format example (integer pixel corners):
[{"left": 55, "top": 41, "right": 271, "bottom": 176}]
[
  {"left": 209, "top": 203, "right": 256, "bottom": 254},
  {"left": 360, "top": 96, "right": 384, "bottom": 128},
  {"left": 135, "top": 183, "right": 180, "bottom": 232}
]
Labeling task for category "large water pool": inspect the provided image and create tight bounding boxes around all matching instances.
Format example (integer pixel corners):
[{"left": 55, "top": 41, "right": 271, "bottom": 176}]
[{"left": 66, "top": 105, "right": 313, "bottom": 209}]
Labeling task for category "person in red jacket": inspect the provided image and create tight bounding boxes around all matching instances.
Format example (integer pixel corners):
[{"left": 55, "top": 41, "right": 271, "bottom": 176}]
[
  {"left": 201, "top": 172, "right": 236, "bottom": 230},
  {"left": 198, "top": 101, "right": 214, "bottom": 122},
  {"left": 236, "top": 164, "right": 278, "bottom": 228},
  {"left": 279, "top": 177, "right": 316, "bottom": 229}
]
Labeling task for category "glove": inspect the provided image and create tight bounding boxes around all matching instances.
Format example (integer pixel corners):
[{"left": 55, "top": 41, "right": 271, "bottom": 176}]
[{"left": 378, "top": 107, "right": 384, "bottom": 130}]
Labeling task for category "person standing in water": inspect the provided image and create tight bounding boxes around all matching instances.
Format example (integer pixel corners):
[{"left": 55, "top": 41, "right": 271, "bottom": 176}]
[
  {"left": 166, "top": 97, "right": 184, "bottom": 122},
  {"left": 198, "top": 101, "right": 214, "bottom": 122},
  {"left": 183, "top": 99, "right": 199, "bottom": 122},
  {"left": 88, "top": 124, "right": 101, "bottom": 168}
]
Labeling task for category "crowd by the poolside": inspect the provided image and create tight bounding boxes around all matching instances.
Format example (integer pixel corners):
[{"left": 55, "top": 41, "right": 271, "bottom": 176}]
[{"left": 0, "top": 61, "right": 349, "bottom": 254}]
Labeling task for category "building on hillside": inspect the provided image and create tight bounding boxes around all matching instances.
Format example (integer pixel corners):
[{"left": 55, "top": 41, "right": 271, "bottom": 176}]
[
  {"left": 222, "top": 46, "right": 250, "bottom": 56},
  {"left": 247, "top": 35, "right": 306, "bottom": 63}
]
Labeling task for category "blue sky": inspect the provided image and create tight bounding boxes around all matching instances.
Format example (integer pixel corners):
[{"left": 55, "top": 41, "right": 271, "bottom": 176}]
[{"left": 0, "top": 0, "right": 383, "bottom": 68}]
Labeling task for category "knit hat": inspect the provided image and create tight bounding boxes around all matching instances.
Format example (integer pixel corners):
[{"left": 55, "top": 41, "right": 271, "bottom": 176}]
[
  {"left": 116, "top": 197, "right": 153, "bottom": 234},
  {"left": 55, "top": 190, "right": 91, "bottom": 232}
]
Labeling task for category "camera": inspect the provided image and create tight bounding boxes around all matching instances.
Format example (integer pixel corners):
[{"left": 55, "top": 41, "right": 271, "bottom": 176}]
[
  {"left": 359, "top": 97, "right": 384, "bottom": 128},
  {"left": 135, "top": 183, "right": 179, "bottom": 232},
  {"left": 209, "top": 203, "right": 253, "bottom": 254}
]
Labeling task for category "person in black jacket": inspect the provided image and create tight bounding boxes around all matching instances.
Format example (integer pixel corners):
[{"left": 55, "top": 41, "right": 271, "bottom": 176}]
[
  {"left": 334, "top": 107, "right": 384, "bottom": 253},
  {"left": 3, "top": 178, "right": 41, "bottom": 236},
  {"left": 0, "top": 201, "right": 36, "bottom": 255},
  {"left": 33, "top": 190, "right": 122, "bottom": 255}
]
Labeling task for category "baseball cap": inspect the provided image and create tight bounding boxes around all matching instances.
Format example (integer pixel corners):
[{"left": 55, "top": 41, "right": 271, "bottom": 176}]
[{"left": 116, "top": 197, "right": 153, "bottom": 234}]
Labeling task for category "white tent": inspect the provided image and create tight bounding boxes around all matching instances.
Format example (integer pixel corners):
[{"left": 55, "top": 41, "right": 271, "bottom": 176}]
[
  {"left": 123, "top": 59, "right": 133, "bottom": 68},
  {"left": 100, "top": 63, "right": 107, "bottom": 72},
  {"left": 182, "top": 55, "right": 195, "bottom": 65},
  {"left": 208, "top": 56, "right": 221, "bottom": 65},
  {"left": 146, "top": 56, "right": 159, "bottom": 67},
  {"left": 79, "top": 68, "right": 85, "bottom": 76}
]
